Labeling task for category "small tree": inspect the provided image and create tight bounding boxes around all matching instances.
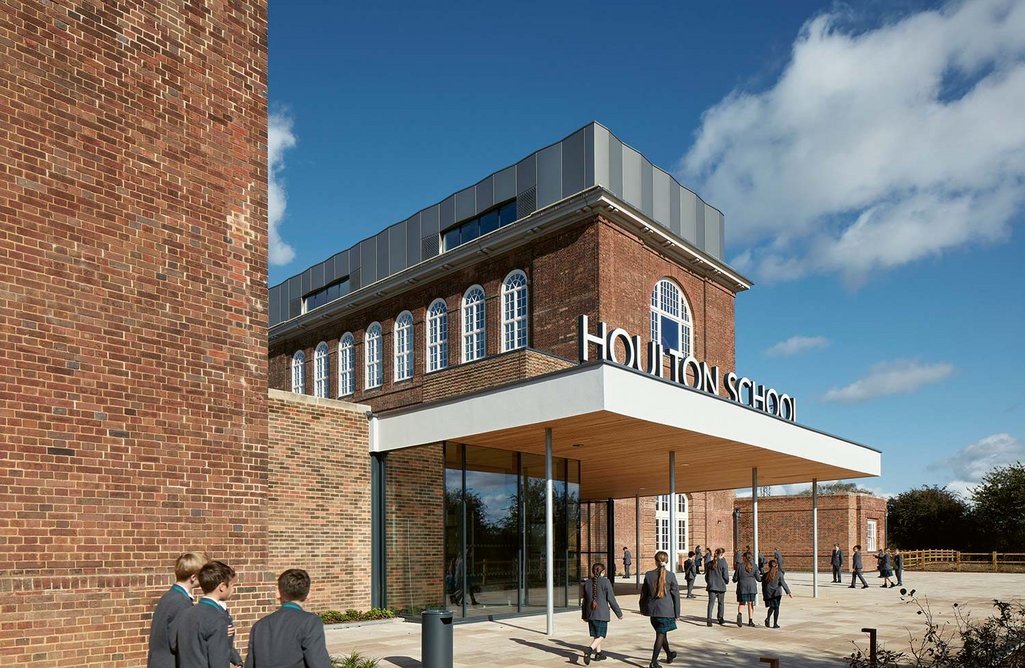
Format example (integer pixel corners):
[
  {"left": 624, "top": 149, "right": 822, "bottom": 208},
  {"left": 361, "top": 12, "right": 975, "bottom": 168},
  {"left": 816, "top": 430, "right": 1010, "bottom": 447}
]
[
  {"left": 887, "top": 486, "right": 970, "bottom": 549},
  {"left": 971, "top": 463, "right": 1025, "bottom": 552}
]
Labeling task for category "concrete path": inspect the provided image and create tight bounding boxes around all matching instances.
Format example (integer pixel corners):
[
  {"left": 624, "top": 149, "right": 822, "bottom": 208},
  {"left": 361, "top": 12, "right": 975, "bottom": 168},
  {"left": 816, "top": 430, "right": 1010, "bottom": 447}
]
[{"left": 325, "top": 570, "right": 1025, "bottom": 667}]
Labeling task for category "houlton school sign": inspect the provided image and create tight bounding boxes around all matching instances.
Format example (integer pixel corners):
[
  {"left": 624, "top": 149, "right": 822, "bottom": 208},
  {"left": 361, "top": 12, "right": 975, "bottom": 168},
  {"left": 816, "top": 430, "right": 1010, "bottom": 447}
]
[{"left": 577, "top": 315, "right": 798, "bottom": 422}]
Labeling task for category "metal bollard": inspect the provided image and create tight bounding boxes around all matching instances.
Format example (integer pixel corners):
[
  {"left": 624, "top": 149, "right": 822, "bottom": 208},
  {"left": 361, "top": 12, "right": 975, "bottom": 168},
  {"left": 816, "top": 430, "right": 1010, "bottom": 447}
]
[
  {"left": 861, "top": 627, "right": 877, "bottom": 668},
  {"left": 422, "top": 609, "right": 453, "bottom": 668},
  {"left": 759, "top": 658, "right": 780, "bottom": 668}
]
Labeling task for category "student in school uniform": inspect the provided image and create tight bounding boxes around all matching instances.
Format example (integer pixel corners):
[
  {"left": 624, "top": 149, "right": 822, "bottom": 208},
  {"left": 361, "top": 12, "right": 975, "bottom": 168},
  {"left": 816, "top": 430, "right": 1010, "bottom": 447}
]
[
  {"left": 848, "top": 545, "right": 869, "bottom": 589},
  {"left": 694, "top": 545, "right": 703, "bottom": 574},
  {"left": 831, "top": 544, "right": 844, "bottom": 583},
  {"left": 580, "top": 562, "right": 623, "bottom": 665},
  {"left": 683, "top": 551, "right": 697, "bottom": 598},
  {"left": 880, "top": 549, "right": 896, "bottom": 588},
  {"left": 176, "top": 561, "right": 243, "bottom": 668},
  {"left": 704, "top": 547, "right": 729, "bottom": 627},
  {"left": 245, "top": 568, "right": 332, "bottom": 668},
  {"left": 622, "top": 547, "right": 633, "bottom": 579},
  {"left": 703, "top": 548, "right": 714, "bottom": 573},
  {"left": 639, "top": 551, "right": 680, "bottom": 668},
  {"left": 773, "top": 547, "right": 785, "bottom": 574},
  {"left": 761, "top": 559, "right": 792, "bottom": 629},
  {"left": 147, "top": 552, "right": 208, "bottom": 668},
  {"left": 732, "top": 551, "right": 761, "bottom": 627},
  {"left": 894, "top": 548, "right": 904, "bottom": 586}
]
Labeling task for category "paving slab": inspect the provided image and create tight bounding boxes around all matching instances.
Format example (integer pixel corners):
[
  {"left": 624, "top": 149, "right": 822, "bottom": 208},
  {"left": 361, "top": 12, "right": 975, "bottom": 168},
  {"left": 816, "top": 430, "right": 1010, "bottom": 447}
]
[{"left": 325, "top": 570, "right": 1025, "bottom": 667}]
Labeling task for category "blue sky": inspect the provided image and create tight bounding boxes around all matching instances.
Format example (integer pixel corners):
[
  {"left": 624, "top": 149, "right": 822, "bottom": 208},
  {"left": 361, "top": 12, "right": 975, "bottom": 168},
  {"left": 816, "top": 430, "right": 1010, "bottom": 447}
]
[{"left": 268, "top": 0, "right": 1025, "bottom": 498}]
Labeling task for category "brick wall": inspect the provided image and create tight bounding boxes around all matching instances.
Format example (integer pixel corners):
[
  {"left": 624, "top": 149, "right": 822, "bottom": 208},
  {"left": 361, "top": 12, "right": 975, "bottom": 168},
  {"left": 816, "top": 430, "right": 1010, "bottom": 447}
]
[
  {"left": 0, "top": 2, "right": 269, "bottom": 664},
  {"left": 422, "top": 348, "right": 574, "bottom": 403},
  {"left": 735, "top": 494, "right": 888, "bottom": 571},
  {"left": 385, "top": 444, "right": 445, "bottom": 613},
  {"left": 267, "top": 390, "right": 372, "bottom": 611}
]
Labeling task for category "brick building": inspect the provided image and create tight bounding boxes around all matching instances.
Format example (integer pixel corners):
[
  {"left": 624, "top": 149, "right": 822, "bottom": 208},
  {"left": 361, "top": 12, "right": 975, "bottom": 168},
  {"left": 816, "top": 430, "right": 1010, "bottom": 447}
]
[
  {"left": 0, "top": 1, "right": 269, "bottom": 665},
  {"left": 266, "top": 122, "right": 882, "bottom": 621}
]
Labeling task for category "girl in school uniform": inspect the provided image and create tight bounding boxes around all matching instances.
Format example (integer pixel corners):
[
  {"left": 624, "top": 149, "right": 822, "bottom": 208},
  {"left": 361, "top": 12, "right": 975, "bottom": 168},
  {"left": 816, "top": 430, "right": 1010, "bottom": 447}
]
[
  {"left": 640, "top": 551, "right": 680, "bottom": 668},
  {"left": 732, "top": 551, "right": 761, "bottom": 627},
  {"left": 880, "top": 549, "right": 896, "bottom": 588},
  {"left": 580, "top": 562, "right": 623, "bottom": 665},
  {"left": 761, "top": 558, "right": 792, "bottom": 629}
]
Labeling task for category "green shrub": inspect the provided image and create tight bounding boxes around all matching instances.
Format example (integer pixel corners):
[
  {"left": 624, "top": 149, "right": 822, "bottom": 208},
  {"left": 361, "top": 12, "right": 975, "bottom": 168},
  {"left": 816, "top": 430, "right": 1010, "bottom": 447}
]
[
  {"left": 331, "top": 651, "right": 380, "bottom": 668},
  {"left": 319, "top": 608, "right": 396, "bottom": 625}
]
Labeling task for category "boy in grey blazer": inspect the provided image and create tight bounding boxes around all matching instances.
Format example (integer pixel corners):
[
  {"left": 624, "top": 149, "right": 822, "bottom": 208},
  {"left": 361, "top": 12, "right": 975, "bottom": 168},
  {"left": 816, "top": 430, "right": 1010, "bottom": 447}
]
[
  {"left": 175, "top": 561, "right": 243, "bottom": 668},
  {"left": 245, "top": 569, "right": 332, "bottom": 668},
  {"left": 848, "top": 545, "right": 869, "bottom": 588},
  {"left": 704, "top": 548, "right": 730, "bottom": 627},
  {"left": 147, "top": 552, "right": 208, "bottom": 668}
]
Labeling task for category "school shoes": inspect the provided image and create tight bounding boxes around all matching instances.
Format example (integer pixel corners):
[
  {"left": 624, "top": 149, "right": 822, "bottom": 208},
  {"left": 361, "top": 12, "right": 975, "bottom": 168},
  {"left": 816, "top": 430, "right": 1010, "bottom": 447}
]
[
  {"left": 649, "top": 662, "right": 662, "bottom": 668},
  {"left": 665, "top": 650, "right": 677, "bottom": 663},
  {"left": 848, "top": 585, "right": 856, "bottom": 588},
  {"left": 765, "top": 614, "right": 771, "bottom": 627},
  {"left": 595, "top": 651, "right": 607, "bottom": 661},
  {"left": 862, "top": 585, "right": 869, "bottom": 589},
  {"left": 706, "top": 619, "right": 713, "bottom": 627},
  {"left": 748, "top": 620, "right": 755, "bottom": 627},
  {"left": 773, "top": 624, "right": 781, "bottom": 629},
  {"left": 737, "top": 613, "right": 743, "bottom": 627},
  {"left": 584, "top": 649, "right": 592, "bottom": 665}
]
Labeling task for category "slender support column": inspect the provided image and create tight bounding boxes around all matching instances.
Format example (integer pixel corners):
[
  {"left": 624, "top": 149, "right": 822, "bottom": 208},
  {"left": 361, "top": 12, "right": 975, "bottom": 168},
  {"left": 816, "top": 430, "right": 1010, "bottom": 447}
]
[
  {"left": 606, "top": 499, "right": 615, "bottom": 581},
  {"left": 752, "top": 468, "right": 759, "bottom": 573},
  {"left": 812, "top": 478, "right": 819, "bottom": 598},
  {"left": 635, "top": 492, "right": 641, "bottom": 590},
  {"left": 370, "top": 452, "right": 387, "bottom": 609},
  {"left": 545, "top": 428, "right": 554, "bottom": 638},
  {"left": 669, "top": 451, "right": 677, "bottom": 571}
]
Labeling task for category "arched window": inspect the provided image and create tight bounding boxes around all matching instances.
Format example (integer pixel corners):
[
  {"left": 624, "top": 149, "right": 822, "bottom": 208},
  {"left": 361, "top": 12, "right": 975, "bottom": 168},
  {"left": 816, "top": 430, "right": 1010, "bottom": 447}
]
[
  {"left": 426, "top": 299, "right": 448, "bottom": 372},
  {"left": 291, "top": 350, "right": 305, "bottom": 394},
  {"left": 313, "top": 342, "right": 329, "bottom": 398},
  {"left": 365, "top": 322, "right": 383, "bottom": 389},
  {"left": 338, "top": 333, "right": 355, "bottom": 397},
  {"left": 650, "top": 278, "right": 692, "bottom": 356},
  {"left": 655, "top": 494, "right": 689, "bottom": 565},
  {"left": 501, "top": 270, "right": 528, "bottom": 352},
  {"left": 462, "top": 286, "right": 486, "bottom": 363},
  {"left": 394, "top": 311, "right": 414, "bottom": 382}
]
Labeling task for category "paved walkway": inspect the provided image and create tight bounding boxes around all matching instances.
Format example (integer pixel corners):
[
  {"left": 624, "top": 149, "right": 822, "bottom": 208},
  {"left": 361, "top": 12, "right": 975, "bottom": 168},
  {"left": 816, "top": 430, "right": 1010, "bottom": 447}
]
[{"left": 325, "top": 570, "right": 1025, "bottom": 667}]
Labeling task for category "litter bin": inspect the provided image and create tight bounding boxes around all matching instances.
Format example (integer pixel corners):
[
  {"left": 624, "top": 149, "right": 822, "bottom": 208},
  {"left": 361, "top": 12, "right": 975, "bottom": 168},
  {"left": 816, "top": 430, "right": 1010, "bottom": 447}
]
[{"left": 421, "top": 608, "right": 453, "bottom": 668}]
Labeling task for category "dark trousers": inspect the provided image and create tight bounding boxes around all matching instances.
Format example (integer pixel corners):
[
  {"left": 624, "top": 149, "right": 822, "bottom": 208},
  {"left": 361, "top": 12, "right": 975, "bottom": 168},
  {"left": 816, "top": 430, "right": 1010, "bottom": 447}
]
[
  {"left": 832, "top": 565, "right": 841, "bottom": 582},
  {"left": 624, "top": 564, "right": 631, "bottom": 577},
  {"left": 850, "top": 570, "right": 868, "bottom": 587},
  {"left": 685, "top": 578, "right": 694, "bottom": 598},
  {"left": 706, "top": 591, "right": 725, "bottom": 622},
  {"left": 896, "top": 568, "right": 903, "bottom": 585}
]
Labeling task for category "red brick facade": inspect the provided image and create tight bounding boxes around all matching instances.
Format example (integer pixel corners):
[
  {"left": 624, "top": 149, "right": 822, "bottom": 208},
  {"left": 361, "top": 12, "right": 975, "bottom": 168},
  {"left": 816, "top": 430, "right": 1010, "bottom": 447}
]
[
  {"left": 735, "top": 494, "right": 888, "bottom": 571},
  {"left": 0, "top": 1, "right": 269, "bottom": 665},
  {"left": 267, "top": 390, "right": 372, "bottom": 611}
]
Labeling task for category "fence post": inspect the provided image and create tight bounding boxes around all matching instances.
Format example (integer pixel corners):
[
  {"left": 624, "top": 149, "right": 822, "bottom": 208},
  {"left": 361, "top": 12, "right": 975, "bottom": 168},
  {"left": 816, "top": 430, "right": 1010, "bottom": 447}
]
[
  {"left": 955, "top": 551, "right": 960, "bottom": 572},
  {"left": 759, "top": 659, "right": 780, "bottom": 668},
  {"left": 862, "top": 628, "right": 877, "bottom": 668},
  {"left": 992, "top": 551, "right": 998, "bottom": 572}
]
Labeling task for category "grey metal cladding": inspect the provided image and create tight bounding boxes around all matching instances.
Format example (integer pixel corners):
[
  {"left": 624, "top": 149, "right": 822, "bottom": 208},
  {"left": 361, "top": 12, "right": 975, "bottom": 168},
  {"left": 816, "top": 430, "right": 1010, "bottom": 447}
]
[
  {"left": 454, "top": 186, "right": 475, "bottom": 222},
  {"left": 350, "top": 267, "right": 361, "bottom": 291},
  {"left": 593, "top": 123, "right": 610, "bottom": 188},
  {"left": 669, "top": 181, "right": 682, "bottom": 236},
  {"left": 288, "top": 298, "right": 301, "bottom": 321},
  {"left": 719, "top": 211, "right": 726, "bottom": 259},
  {"left": 333, "top": 250, "right": 349, "bottom": 281},
  {"left": 536, "top": 143, "right": 562, "bottom": 209},
  {"left": 405, "top": 214, "right": 421, "bottom": 266},
  {"left": 694, "top": 196, "right": 706, "bottom": 248},
  {"left": 622, "top": 145, "right": 642, "bottom": 208},
  {"left": 421, "top": 205, "right": 440, "bottom": 237},
  {"left": 561, "top": 127, "right": 586, "bottom": 198},
  {"left": 641, "top": 161, "right": 654, "bottom": 217},
  {"left": 680, "top": 188, "right": 698, "bottom": 242},
  {"left": 311, "top": 262, "right": 325, "bottom": 292},
  {"left": 475, "top": 176, "right": 494, "bottom": 213},
  {"left": 609, "top": 135, "right": 623, "bottom": 196},
  {"left": 287, "top": 276, "right": 302, "bottom": 319},
  {"left": 493, "top": 166, "right": 516, "bottom": 203},
  {"left": 653, "top": 169, "right": 670, "bottom": 227},
  {"left": 704, "top": 204, "right": 721, "bottom": 259},
  {"left": 376, "top": 230, "right": 389, "bottom": 283},
  {"left": 301, "top": 268, "right": 312, "bottom": 297},
  {"left": 269, "top": 285, "right": 282, "bottom": 326},
  {"left": 439, "top": 196, "right": 455, "bottom": 231},
  {"left": 389, "top": 223, "right": 406, "bottom": 274},
  {"left": 516, "top": 153, "right": 536, "bottom": 193},
  {"left": 360, "top": 237, "right": 376, "bottom": 286},
  {"left": 584, "top": 123, "right": 595, "bottom": 187}
]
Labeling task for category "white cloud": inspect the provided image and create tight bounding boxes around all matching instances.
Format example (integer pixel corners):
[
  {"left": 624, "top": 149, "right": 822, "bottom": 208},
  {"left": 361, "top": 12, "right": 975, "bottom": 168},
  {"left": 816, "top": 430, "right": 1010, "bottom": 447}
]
[
  {"left": 823, "top": 359, "right": 954, "bottom": 402},
  {"left": 932, "top": 433, "right": 1023, "bottom": 495},
  {"left": 268, "top": 112, "right": 297, "bottom": 266},
  {"left": 766, "top": 335, "right": 830, "bottom": 357},
  {"left": 682, "top": 0, "right": 1025, "bottom": 285}
]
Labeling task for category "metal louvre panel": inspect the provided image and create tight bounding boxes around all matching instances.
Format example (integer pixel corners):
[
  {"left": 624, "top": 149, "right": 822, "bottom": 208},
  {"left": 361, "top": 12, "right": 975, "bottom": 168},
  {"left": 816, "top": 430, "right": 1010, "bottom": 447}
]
[
  {"left": 517, "top": 186, "right": 536, "bottom": 219},
  {"left": 421, "top": 235, "right": 440, "bottom": 259}
]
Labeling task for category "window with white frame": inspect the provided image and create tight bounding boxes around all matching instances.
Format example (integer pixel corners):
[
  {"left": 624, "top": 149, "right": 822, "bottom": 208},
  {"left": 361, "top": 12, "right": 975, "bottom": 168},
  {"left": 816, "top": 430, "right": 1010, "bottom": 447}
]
[
  {"left": 650, "top": 278, "right": 692, "bottom": 357},
  {"left": 462, "top": 285, "right": 486, "bottom": 363},
  {"left": 313, "top": 342, "right": 329, "bottom": 398},
  {"left": 365, "top": 322, "right": 383, "bottom": 389},
  {"left": 394, "top": 311, "right": 414, "bottom": 382},
  {"left": 291, "top": 350, "right": 305, "bottom": 394},
  {"left": 338, "top": 333, "right": 355, "bottom": 396},
  {"left": 501, "top": 270, "right": 528, "bottom": 351},
  {"left": 654, "top": 494, "right": 688, "bottom": 560},
  {"left": 426, "top": 299, "right": 448, "bottom": 372},
  {"left": 867, "top": 520, "right": 878, "bottom": 552}
]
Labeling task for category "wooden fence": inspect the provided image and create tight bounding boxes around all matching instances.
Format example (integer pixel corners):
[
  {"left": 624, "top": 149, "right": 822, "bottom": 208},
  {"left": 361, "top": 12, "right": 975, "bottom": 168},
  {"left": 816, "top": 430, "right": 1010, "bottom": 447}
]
[{"left": 902, "top": 549, "right": 1025, "bottom": 571}]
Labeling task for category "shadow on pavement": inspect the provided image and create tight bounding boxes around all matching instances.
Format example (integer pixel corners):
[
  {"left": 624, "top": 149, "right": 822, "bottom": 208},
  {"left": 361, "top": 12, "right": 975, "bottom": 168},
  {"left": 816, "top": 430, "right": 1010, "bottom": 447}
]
[{"left": 382, "top": 656, "right": 421, "bottom": 668}]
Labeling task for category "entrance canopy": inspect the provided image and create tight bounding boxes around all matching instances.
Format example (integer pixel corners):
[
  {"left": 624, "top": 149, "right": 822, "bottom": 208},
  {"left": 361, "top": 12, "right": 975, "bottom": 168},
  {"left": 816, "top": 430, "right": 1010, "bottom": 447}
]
[{"left": 373, "top": 362, "right": 880, "bottom": 501}]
